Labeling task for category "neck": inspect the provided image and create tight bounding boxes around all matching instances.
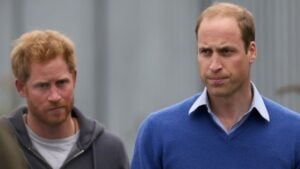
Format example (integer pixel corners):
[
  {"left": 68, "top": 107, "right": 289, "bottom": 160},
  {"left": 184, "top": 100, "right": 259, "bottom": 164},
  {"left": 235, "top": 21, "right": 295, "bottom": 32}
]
[
  {"left": 209, "top": 84, "right": 253, "bottom": 131},
  {"left": 24, "top": 113, "right": 77, "bottom": 139}
]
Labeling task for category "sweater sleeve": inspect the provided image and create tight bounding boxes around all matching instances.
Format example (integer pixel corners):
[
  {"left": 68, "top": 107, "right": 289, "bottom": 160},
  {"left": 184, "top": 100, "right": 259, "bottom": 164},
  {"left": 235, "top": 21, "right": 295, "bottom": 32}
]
[
  {"left": 295, "top": 130, "right": 300, "bottom": 169},
  {"left": 131, "top": 114, "right": 163, "bottom": 169}
]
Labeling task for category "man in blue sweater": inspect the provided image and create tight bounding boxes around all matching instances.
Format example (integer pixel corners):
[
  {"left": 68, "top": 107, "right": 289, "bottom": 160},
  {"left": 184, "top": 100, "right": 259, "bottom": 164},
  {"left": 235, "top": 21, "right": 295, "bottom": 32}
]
[{"left": 131, "top": 2, "right": 300, "bottom": 169}]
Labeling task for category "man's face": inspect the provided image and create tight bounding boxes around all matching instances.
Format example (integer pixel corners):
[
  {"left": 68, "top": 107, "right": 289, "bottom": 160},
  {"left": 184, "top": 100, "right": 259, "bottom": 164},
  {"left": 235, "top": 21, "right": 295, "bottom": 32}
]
[
  {"left": 16, "top": 56, "right": 76, "bottom": 126},
  {"left": 197, "top": 16, "right": 256, "bottom": 98}
]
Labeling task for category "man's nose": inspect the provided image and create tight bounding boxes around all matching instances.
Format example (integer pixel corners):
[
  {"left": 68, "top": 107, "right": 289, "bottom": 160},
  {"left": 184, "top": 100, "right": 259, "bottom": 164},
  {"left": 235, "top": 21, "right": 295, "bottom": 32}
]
[
  {"left": 48, "top": 87, "right": 62, "bottom": 102},
  {"left": 209, "top": 56, "right": 222, "bottom": 72}
]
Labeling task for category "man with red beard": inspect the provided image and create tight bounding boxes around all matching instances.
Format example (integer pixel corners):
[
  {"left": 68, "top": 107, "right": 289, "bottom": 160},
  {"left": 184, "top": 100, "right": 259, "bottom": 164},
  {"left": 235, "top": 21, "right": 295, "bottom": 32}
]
[
  {"left": 131, "top": 2, "right": 300, "bottom": 169},
  {"left": 2, "top": 30, "right": 129, "bottom": 169}
]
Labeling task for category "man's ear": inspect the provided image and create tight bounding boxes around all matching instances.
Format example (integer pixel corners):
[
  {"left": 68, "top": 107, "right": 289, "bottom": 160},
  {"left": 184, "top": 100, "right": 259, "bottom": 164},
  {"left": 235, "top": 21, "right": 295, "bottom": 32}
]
[
  {"left": 15, "top": 79, "right": 26, "bottom": 97},
  {"left": 248, "top": 41, "right": 257, "bottom": 64}
]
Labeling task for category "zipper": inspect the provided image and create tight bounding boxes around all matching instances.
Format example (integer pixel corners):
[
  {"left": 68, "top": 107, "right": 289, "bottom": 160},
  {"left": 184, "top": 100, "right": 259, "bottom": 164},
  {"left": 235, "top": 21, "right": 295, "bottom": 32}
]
[
  {"left": 60, "top": 149, "right": 85, "bottom": 169},
  {"left": 25, "top": 145, "right": 53, "bottom": 169}
]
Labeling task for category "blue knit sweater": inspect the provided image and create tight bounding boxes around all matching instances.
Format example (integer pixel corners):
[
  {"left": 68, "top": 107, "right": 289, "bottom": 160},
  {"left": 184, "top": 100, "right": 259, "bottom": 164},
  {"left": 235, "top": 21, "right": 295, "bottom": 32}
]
[{"left": 131, "top": 94, "right": 300, "bottom": 169}]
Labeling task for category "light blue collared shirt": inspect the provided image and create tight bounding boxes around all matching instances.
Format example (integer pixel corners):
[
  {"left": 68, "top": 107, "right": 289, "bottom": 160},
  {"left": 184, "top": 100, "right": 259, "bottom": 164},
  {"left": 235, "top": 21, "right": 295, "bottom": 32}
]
[{"left": 189, "top": 82, "right": 270, "bottom": 134}]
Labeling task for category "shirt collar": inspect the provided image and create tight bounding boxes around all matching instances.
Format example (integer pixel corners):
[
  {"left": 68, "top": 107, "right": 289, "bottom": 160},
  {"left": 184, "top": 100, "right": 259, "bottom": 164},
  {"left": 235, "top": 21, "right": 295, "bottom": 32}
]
[{"left": 188, "top": 82, "right": 270, "bottom": 122}]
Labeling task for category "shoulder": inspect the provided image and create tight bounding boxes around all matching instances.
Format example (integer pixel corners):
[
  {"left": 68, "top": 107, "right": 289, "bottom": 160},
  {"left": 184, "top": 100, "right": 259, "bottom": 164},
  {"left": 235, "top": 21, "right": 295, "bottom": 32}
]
[
  {"left": 145, "top": 93, "right": 200, "bottom": 124},
  {"left": 263, "top": 97, "right": 300, "bottom": 119},
  {"left": 75, "top": 108, "right": 126, "bottom": 150},
  {"left": 263, "top": 97, "right": 300, "bottom": 131},
  {"left": 80, "top": 114, "right": 129, "bottom": 168},
  {"left": 73, "top": 107, "right": 128, "bottom": 156},
  {"left": 263, "top": 98, "right": 300, "bottom": 158},
  {"left": 95, "top": 129, "right": 125, "bottom": 148},
  {"left": 137, "top": 93, "right": 200, "bottom": 137},
  {"left": 1, "top": 106, "right": 27, "bottom": 133},
  {"left": 94, "top": 129, "right": 129, "bottom": 168}
]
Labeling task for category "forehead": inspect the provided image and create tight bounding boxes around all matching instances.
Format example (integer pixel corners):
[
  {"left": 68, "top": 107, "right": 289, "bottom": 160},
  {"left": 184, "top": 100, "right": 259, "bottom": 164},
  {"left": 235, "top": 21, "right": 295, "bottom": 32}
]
[
  {"left": 198, "top": 16, "right": 242, "bottom": 44},
  {"left": 29, "top": 57, "right": 70, "bottom": 78}
]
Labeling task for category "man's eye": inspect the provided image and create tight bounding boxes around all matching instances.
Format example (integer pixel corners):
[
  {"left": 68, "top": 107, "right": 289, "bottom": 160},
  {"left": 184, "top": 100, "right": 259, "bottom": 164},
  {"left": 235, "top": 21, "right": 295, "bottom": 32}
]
[
  {"left": 199, "top": 48, "right": 212, "bottom": 57},
  {"left": 221, "top": 48, "right": 234, "bottom": 56},
  {"left": 57, "top": 80, "right": 68, "bottom": 87},
  {"left": 37, "top": 83, "right": 49, "bottom": 89}
]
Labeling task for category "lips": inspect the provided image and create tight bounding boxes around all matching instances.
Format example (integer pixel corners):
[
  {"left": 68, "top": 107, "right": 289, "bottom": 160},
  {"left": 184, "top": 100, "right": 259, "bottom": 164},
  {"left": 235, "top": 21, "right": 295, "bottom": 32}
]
[
  {"left": 48, "top": 106, "right": 65, "bottom": 111},
  {"left": 207, "top": 77, "right": 227, "bottom": 85}
]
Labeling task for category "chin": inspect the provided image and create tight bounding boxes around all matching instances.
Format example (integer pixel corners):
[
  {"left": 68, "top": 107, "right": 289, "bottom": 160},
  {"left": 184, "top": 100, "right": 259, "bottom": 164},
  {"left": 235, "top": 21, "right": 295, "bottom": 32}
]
[
  {"left": 49, "top": 117, "right": 68, "bottom": 126},
  {"left": 207, "top": 88, "right": 231, "bottom": 97},
  {"left": 48, "top": 112, "right": 69, "bottom": 124}
]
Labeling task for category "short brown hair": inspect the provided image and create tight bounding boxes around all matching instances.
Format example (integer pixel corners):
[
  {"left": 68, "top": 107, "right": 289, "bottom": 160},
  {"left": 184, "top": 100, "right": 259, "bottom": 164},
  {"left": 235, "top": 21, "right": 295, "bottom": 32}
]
[
  {"left": 10, "top": 30, "right": 76, "bottom": 82},
  {"left": 195, "top": 2, "right": 255, "bottom": 51}
]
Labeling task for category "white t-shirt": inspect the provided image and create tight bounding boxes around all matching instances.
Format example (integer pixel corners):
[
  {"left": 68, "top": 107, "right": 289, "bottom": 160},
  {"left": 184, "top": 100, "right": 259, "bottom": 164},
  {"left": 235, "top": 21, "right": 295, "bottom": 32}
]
[{"left": 26, "top": 125, "right": 79, "bottom": 169}]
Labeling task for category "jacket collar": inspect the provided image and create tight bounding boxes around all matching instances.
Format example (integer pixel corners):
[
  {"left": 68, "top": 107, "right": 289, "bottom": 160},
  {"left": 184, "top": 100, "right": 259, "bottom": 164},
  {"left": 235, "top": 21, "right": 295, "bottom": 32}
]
[{"left": 6, "top": 106, "right": 105, "bottom": 150}]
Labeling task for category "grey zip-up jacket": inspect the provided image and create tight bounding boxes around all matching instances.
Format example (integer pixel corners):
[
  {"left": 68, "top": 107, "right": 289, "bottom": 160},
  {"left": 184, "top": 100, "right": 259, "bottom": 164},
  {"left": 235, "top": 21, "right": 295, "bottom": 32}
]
[{"left": 1, "top": 106, "right": 129, "bottom": 169}]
